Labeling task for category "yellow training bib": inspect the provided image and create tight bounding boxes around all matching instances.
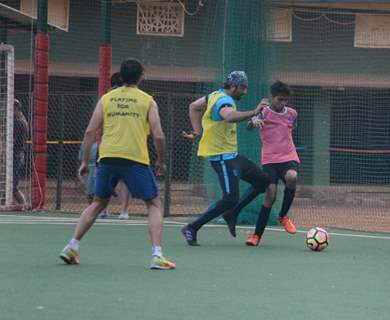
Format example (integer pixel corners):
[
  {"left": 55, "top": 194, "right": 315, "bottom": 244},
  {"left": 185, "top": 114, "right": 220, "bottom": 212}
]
[
  {"left": 98, "top": 86, "right": 152, "bottom": 165},
  {"left": 198, "top": 90, "right": 237, "bottom": 157}
]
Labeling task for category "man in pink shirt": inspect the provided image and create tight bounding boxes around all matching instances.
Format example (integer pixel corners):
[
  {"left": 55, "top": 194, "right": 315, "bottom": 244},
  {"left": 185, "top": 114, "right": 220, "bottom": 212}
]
[{"left": 244, "top": 81, "right": 299, "bottom": 245}]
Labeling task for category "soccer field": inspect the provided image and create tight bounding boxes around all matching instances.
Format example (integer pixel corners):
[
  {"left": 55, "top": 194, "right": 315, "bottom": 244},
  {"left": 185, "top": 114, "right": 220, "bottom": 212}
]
[{"left": 0, "top": 214, "right": 389, "bottom": 320}]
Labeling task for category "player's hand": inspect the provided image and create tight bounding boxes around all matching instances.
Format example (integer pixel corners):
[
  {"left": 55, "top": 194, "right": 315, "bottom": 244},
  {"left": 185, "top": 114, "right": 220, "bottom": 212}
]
[
  {"left": 254, "top": 98, "right": 269, "bottom": 115},
  {"left": 155, "top": 160, "right": 166, "bottom": 177},
  {"left": 78, "top": 162, "right": 89, "bottom": 181},
  {"left": 182, "top": 130, "right": 201, "bottom": 140},
  {"left": 259, "top": 98, "right": 269, "bottom": 108},
  {"left": 252, "top": 117, "right": 264, "bottom": 128}
]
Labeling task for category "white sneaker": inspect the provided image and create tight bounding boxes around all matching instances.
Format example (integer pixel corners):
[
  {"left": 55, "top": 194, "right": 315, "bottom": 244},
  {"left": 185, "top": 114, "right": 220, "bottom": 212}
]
[{"left": 118, "top": 212, "right": 129, "bottom": 220}]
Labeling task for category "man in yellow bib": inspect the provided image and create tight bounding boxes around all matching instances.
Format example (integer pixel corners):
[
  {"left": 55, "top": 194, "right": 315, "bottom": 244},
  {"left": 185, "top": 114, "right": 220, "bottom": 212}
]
[
  {"left": 182, "top": 71, "right": 270, "bottom": 246},
  {"left": 59, "top": 59, "right": 176, "bottom": 270}
]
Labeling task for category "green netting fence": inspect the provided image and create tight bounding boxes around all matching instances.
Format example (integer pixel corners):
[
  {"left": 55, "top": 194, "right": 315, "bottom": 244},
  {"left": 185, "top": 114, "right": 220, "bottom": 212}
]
[{"left": 1, "top": 0, "right": 389, "bottom": 233}]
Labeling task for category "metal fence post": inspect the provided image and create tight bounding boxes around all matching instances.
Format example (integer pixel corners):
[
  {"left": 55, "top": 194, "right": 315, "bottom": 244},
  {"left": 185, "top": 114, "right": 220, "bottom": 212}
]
[
  {"left": 55, "top": 96, "right": 65, "bottom": 210},
  {"left": 163, "top": 95, "right": 173, "bottom": 217}
]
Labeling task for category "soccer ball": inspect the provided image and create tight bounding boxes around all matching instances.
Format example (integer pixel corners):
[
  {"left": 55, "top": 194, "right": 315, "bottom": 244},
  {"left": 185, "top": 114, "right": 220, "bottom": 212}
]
[{"left": 306, "top": 227, "right": 329, "bottom": 251}]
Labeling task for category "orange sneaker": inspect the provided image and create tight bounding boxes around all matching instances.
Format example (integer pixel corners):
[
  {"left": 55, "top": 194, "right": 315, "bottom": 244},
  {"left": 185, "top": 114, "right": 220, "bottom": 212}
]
[
  {"left": 279, "top": 216, "right": 297, "bottom": 234},
  {"left": 150, "top": 256, "right": 176, "bottom": 270},
  {"left": 245, "top": 234, "right": 260, "bottom": 246}
]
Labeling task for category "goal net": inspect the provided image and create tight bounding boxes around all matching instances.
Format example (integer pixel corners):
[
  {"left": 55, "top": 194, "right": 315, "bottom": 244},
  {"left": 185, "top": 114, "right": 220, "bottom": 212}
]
[{"left": 0, "top": 44, "right": 15, "bottom": 208}]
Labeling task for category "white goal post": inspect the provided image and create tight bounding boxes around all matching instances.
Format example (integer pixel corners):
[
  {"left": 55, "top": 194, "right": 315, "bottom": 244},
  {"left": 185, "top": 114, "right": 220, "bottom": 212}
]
[{"left": 0, "top": 43, "right": 15, "bottom": 207}]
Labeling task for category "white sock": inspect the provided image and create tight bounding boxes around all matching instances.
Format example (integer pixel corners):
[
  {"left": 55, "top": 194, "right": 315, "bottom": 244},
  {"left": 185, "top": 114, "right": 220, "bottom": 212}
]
[
  {"left": 152, "top": 246, "right": 162, "bottom": 258},
  {"left": 69, "top": 238, "right": 80, "bottom": 251}
]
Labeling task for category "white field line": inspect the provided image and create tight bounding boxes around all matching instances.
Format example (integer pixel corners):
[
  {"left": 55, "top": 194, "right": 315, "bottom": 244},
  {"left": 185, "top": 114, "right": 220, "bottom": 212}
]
[{"left": 1, "top": 214, "right": 390, "bottom": 240}]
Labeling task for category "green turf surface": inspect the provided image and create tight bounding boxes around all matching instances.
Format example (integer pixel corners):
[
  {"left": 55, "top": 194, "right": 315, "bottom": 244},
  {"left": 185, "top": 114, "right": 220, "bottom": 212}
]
[{"left": 0, "top": 216, "right": 389, "bottom": 320}]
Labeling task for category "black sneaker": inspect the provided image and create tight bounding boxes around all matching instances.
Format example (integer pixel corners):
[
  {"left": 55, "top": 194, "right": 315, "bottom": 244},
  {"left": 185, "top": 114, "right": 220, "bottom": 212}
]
[
  {"left": 181, "top": 225, "right": 200, "bottom": 246},
  {"left": 222, "top": 211, "right": 237, "bottom": 237}
]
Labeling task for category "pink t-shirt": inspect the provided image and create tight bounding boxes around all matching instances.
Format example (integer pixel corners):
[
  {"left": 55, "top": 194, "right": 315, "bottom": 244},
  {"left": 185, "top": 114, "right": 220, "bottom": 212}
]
[{"left": 259, "top": 106, "right": 300, "bottom": 165}]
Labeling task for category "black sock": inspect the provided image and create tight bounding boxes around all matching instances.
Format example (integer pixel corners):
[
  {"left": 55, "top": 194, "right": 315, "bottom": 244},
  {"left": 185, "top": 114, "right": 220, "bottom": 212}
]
[
  {"left": 254, "top": 205, "right": 271, "bottom": 237},
  {"left": 279, "top": 187, "right": 296, "bottom": 218}
]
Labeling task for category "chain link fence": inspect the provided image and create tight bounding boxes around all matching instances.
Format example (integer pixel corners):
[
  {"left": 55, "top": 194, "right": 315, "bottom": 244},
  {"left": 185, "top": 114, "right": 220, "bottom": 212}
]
[
  {"left": 11, "top": 86, "right": 390, "bottom": 232},
  {"left": 15, "top": 91, "right": 210, "bottom": 216}
]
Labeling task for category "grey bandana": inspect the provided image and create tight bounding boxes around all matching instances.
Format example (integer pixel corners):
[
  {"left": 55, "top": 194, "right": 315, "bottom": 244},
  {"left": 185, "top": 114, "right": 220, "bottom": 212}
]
[{"left": 226, "top": 71, "right": 248, "bottom": 87}]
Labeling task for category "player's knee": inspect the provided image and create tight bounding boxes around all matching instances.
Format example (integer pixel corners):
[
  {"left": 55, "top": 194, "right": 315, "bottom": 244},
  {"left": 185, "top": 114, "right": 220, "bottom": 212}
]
[
  {"left": 285, "top": 173, "right": 297, "bottom": 189},
  {"left": 95, "top": 198, "right": 109, "bottom": 208},
  {"left": 145, "top": 196, "right": 162, "bottom": 210},
  {"left": 88, "top": 198, "right": 108, "bottom": 216}
]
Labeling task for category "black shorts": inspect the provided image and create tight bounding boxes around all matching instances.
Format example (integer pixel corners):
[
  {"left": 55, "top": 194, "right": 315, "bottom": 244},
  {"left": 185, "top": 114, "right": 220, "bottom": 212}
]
[
  {"left": 210, "top": 155, "right": 270, "bottom": 203},
  {"left": 262, "top": 161, "right": 298, "bottom": 184}
]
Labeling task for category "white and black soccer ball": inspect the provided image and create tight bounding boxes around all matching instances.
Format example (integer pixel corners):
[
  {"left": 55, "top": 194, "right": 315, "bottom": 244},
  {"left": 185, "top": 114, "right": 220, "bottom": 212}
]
[{"left": 306, "top": 227, "right": 329, "bottom": 251}]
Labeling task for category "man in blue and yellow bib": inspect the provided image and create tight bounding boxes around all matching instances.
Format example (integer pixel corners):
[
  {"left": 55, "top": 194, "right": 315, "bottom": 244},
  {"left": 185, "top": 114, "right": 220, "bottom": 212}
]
[
  {"left": 182, "top": 71, "right": 270, "bottom": 246},
  {"left": 59, "top": 59, "right": 175, "bottom": 270}
]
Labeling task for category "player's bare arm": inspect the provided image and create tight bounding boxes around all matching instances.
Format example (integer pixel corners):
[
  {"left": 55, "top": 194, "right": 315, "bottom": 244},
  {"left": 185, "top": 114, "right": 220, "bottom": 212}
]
[
  {"left": 182, "top": 96, "right": 207, "bottom": 140},
  {"left": 79, "top": 100, "right": 103, "bottom": 179},
  {"left": 148, "top": 99, "right": 166, "bottom": 176},
  {"left": 219, "top": 102, "right": 263, "bottom": 123}
]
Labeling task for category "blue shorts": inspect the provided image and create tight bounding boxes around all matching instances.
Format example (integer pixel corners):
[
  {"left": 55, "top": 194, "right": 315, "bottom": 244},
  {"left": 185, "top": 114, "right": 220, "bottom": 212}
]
[{"left": 95, "top": 162, "right": 158, "bottom": 201}]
